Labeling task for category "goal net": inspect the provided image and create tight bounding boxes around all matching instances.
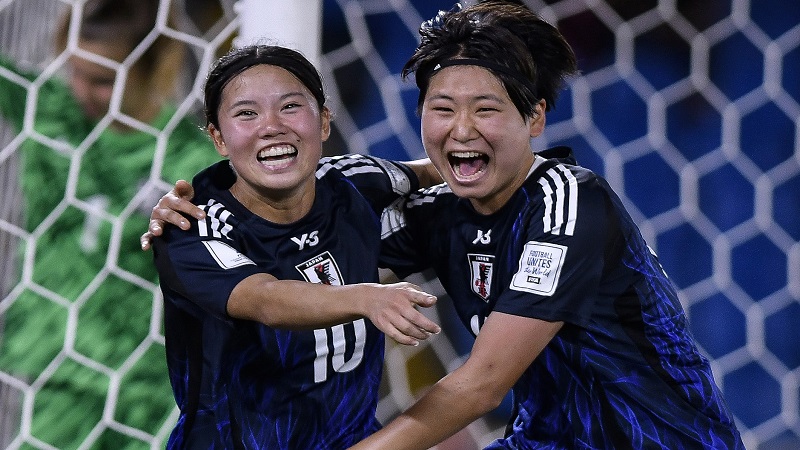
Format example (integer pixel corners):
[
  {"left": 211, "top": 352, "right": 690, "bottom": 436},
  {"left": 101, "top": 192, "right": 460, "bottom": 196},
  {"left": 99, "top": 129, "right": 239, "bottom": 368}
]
[{"left": 1, "top": 0, "right": 798, "bottom": 449}]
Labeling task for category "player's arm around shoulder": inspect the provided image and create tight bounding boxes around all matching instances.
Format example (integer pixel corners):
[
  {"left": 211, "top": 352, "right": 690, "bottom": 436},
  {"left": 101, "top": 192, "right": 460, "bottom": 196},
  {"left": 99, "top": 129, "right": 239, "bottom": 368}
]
[
  {"left": 348, "top": 311, "right": 562, "bottom": 450},
  {"left": 400, "top": 158, "right": 443, "bottom": 188}
]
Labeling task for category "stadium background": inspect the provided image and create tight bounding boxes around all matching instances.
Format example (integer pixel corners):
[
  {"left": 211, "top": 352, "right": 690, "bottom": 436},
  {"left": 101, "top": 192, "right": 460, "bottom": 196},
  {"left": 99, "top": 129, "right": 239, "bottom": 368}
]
[{"left": 0, "top": 0, "right": 798, "bottom": 448}]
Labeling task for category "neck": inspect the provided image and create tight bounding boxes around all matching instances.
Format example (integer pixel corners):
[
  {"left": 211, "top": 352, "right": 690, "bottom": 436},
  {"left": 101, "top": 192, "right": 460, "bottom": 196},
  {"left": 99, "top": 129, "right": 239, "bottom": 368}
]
[{"left": 230, "top": 181, "right": 315, "bottom": 224}]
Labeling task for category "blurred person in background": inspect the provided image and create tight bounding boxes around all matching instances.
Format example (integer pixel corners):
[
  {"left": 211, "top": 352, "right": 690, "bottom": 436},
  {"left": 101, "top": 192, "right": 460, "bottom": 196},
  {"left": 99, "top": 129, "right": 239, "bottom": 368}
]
[{"left": 0, "top": 0, "right": 220, "bottom": 447}]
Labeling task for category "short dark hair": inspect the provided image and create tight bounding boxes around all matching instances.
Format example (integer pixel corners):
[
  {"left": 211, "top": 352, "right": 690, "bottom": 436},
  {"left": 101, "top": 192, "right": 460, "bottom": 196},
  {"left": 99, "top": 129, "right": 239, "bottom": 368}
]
[
  {"left": 203, "top": 44, "right": 326, "bottom": 128},
  {"left": 402, "top": 0, "right": 578, "bottom": 118}
]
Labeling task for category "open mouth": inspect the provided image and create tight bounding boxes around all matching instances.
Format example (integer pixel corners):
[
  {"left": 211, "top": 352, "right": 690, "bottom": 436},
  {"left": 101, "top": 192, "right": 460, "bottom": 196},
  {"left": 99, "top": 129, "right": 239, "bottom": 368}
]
[
  {"left": 257, "top": 145, "right": 297, "bottom": 168},
  {"left": 448, "top": 151, "right": 489, "bottom": 180}
]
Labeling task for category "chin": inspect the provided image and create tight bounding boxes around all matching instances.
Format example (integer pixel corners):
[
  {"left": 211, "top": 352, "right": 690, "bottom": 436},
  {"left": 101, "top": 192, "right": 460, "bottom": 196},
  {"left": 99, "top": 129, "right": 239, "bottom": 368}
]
[{"left": 446, "top": 182, "right": 482, "bottom": 200}]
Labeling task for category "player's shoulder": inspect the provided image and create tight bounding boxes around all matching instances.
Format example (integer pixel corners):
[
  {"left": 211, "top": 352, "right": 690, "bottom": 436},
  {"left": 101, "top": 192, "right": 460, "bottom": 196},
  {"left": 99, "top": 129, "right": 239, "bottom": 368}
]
[
  {"left": 317, "top": 154, "right": 381, "bottom": 178},
  {"left": 528, "top": 147, "right": 606, "bottom": 195},
  {"left": 405, "top": 183, "right": 457, "bottom": 211}
]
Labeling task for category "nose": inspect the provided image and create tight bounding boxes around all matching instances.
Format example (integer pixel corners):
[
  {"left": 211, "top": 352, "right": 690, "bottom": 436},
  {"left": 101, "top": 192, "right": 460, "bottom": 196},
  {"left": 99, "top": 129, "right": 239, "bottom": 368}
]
[
  {"left": 257, "top": 110, "right": 287, "bottom": 137},
  {"left": 451, "top": 111, "right": 478, "bottom": 143}
]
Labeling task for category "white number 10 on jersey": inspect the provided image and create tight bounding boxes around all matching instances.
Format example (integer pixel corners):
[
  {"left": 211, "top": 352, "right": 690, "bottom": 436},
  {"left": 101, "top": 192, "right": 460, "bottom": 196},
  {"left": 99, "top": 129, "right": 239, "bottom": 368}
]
[{"left": 312, "top": 319, "right": 367, "bottom": 383}]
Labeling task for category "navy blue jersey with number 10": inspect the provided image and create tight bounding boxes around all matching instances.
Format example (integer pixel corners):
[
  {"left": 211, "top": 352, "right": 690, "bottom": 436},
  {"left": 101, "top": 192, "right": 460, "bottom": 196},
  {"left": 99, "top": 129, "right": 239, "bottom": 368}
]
[
  {"left": 380, "top": 147, "right": 743, "bottom": 449},
  {"left": 153, "top": 154, "right": 418, "bottom": 449}
]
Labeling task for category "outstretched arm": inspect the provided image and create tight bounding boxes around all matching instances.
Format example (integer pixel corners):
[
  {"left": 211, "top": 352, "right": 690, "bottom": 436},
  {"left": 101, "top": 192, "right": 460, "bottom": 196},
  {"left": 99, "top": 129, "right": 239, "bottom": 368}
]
[
  {"left": 348, "top": 312, "right": 563, "bottom": 449},
  {"left": 229, "top": 274, "right": 440, "bottom": 346}
]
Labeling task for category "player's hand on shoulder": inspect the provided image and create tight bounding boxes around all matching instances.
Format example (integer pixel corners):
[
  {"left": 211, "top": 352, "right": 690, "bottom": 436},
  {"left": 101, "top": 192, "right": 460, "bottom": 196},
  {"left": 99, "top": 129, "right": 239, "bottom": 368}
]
[
  {"left": 140, "top": 180, "right": 203, "bottom": 250},
  {"left": 361, "top": 282, "right": 440, "bottom": 346}
]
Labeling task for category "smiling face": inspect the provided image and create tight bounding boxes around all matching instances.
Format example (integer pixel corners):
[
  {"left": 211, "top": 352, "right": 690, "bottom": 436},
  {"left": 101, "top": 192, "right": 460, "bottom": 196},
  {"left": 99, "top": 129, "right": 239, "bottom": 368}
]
[
  {"left": 420, "top": 65, "right": 545, "bottom": 215},
  {"left": 208, "top": 64, "right": 331, "bottom": 221}
]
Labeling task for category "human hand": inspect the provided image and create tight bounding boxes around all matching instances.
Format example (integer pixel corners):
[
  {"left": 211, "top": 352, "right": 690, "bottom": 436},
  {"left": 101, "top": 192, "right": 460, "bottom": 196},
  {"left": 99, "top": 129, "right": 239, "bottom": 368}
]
[
  {"left": 140, "top": 180, "right": 202, "bottom": 250},
  {"left": 361, "top": 282, "right": 441, "bottom": 346}
]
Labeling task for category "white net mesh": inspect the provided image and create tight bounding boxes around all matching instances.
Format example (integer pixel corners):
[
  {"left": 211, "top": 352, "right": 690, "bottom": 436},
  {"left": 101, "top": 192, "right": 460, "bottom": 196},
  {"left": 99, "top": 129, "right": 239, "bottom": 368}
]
[{"left": 0, "top": 0, "right": 798, "bottom": 449}]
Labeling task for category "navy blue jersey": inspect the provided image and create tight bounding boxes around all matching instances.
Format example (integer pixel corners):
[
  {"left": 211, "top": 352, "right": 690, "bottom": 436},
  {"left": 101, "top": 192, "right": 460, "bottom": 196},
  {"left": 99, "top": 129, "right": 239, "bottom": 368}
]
[
  {"left": 381, "top": 147, "right": 743, "bottom": 449},
  {"left": 154, "top": 155, "right": 418, "bottom": 449}
]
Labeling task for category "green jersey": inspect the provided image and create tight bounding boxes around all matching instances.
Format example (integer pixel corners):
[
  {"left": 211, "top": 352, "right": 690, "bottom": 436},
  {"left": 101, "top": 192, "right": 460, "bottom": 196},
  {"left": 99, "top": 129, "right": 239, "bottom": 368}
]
[{"left": 0, "top": 54, "right": 220, "bottom": 449}]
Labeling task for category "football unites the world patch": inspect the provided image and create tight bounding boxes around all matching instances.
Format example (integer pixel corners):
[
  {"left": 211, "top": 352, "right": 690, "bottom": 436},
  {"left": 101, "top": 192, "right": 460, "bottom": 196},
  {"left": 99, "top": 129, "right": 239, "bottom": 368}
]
[{"left": 510, "top": 241, "right": 567, "bottom": 296}]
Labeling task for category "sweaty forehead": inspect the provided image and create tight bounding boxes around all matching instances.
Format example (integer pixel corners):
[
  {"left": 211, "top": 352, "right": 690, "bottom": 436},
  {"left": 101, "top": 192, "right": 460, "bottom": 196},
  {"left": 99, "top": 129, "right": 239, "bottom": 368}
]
[
  {"left": 225, "top": 65, "right": 309, "bottom": 94},
  {"left": 426, "top": 65, "right": 508, "bottom": 99}
]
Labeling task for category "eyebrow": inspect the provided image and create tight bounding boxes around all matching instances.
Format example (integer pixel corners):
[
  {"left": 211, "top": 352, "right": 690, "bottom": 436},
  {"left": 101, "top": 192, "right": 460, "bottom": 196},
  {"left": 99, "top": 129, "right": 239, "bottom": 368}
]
[
  {"left": 426, "top": 93, "right": 506, "bottom": 103},
  {"left": 226, "top": 91, "right": 309, "bottom": 109}
]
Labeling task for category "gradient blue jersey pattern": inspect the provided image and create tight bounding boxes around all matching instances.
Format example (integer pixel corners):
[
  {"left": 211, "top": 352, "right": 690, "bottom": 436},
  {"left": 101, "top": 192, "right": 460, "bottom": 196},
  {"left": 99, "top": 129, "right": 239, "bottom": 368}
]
[
  {"left": 380, "top": 147, "right": 744, "bottom": 449},
  {"left": 153, "top": 155, "right": 418, "bottom": 449}
]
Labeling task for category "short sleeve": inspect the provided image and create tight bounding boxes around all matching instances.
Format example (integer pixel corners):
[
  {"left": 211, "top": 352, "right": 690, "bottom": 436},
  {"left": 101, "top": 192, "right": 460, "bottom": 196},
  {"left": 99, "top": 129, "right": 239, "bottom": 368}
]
[
  {"left": 494, "top": 175, "right": 612, "bottom": 327},
  {"left": 153, "top": 223, "right": 264, "bottom": 321}
]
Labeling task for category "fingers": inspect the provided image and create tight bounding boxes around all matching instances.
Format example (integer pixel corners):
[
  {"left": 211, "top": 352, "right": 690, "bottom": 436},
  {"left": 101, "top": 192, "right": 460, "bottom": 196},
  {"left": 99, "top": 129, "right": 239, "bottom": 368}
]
[
  {"left": 148, "top": 183, "right": 204, "bottom": 231},
  {"left": 374, "top": 283, "right": 441, "bottom": 346},
  {"left": 140, "top": 232, "right": 154, "bottom": 251},
  {"left": 384, "top": 315, "right": 440, "bottom": 347},
  {"left": 173, "top": 179, "right": 195, "bottom": 200},
  {"left": 142, "top": 181, "right": 200, "bottom": 250},
  {"left": 385, "top": 329, "right": 426, "bottom": 347},
  {"left": 156, "top": 192, "right": 204, "bottom": 223}
]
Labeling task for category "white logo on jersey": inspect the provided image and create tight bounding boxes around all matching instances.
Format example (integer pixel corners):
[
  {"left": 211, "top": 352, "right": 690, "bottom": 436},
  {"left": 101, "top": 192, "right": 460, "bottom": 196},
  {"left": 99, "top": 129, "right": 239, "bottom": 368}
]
[
  {"left": 510, "top": 241, "right": 567, "bottom": 296},
  {"left": 468, "top": 254, "right": 494, "bottom": 301},
  {"left": 295, "top": 251, "right": 343, "bottom": 285},
  {"left": 472, "top": 229, "right": 492, "bottom": 244},
  {"left": 291, "top": 230, "right": 320, "bottom": 250},
  {"left": 202, "top": 240, "right": 255, "bottom": 269}
]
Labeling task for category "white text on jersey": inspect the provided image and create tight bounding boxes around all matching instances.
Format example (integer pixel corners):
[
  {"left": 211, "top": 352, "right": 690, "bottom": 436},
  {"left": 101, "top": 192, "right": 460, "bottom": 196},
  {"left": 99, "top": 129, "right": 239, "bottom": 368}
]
[{"left": 291, "top": 231, "right": 320, "bottom": 250}]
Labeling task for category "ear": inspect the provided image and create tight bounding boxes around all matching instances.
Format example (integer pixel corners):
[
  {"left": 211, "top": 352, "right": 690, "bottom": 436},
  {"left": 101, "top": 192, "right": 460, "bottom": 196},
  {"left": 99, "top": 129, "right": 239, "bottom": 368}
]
[
  {"left": 208, "top": 124, "right": 228, "bottom": 157},
  {"left": 320, "top": 106, "right": 332, "bottom": 142},
  {"left": 529, "top": 99, "right": 547, "bottom": 138}
]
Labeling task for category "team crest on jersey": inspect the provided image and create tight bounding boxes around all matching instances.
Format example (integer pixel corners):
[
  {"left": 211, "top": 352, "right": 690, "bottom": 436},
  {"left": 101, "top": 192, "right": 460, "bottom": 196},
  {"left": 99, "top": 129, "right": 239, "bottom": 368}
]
[
  {"left": 468, "top": 254, "right": 494, "bottom": 301},
  {"left": 296, "top": 251, "right": 344, "bottom": 285}
]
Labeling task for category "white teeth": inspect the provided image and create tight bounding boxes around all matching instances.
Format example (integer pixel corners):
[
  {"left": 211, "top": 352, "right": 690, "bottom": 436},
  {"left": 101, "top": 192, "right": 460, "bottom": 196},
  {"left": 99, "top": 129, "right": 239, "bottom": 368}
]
[
  {"left": 258, "top": 145, "right": 296, "bottom": 159},
  {"left": 450, "top": 151, "right": 482, "bottom": 159}
]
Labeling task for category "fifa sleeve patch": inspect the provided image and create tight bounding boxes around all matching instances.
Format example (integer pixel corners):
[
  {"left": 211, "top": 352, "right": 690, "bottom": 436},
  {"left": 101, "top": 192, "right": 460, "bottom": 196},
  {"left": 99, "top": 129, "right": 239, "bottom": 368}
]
[
  {"left": 510, "top": 241, "right": 567, "bottom": 296},
  {"left": 202, "top": 240, "right": 255, "bottom": 269}
]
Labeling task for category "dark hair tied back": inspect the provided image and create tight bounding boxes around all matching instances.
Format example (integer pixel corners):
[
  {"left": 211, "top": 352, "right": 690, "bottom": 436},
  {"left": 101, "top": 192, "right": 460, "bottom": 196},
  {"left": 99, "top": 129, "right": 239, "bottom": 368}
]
[{"left": 203, "top": 45, "right": 325, "bottom": 128}]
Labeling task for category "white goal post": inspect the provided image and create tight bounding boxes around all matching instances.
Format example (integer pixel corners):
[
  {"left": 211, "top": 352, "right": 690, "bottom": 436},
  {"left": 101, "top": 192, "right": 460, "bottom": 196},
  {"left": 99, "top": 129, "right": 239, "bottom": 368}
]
[{"left": 234, "top": 0, "right": 323, "bottom": 68}]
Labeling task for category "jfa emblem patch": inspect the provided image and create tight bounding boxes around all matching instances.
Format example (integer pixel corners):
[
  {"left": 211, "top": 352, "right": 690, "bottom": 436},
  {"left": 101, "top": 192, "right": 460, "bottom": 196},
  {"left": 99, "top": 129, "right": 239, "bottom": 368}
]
[
  {"left": 468, "top": 254, "right": 494, "bottom": 301},
  {"left": 296, "top": 251, "right": 344, "bottom": 285},
  {"left": 510, "top": 241, "right": 567, "bottom": 296}
]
